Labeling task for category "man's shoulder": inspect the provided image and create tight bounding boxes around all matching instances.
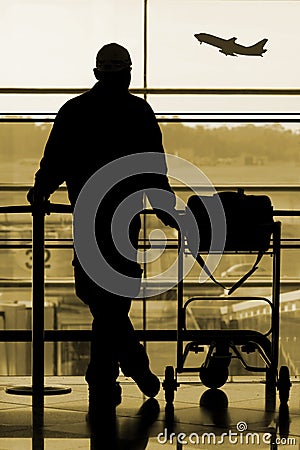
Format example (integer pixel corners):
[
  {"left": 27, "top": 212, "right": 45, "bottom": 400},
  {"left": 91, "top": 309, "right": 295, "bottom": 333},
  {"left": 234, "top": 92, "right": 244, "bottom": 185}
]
[
  {"left": 55, "top": 89, "right": 93, "bottom": 118},
  {"left": 57, "top": 88, "right": 154, "bottom": 116},
  {"left": 128, "top": 92, "right": 147, "bottom": 106},
  {"left": 62, "top": 90, "right": 91, "bottom": 108},
  {"left": 128, "top": 93, "right": 154, "bottom": 113}
]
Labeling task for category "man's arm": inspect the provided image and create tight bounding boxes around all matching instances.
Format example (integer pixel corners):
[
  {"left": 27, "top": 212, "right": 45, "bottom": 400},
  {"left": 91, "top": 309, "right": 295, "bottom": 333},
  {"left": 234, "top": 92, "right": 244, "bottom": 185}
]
[{"left": 27, "top": 105, "right": 71, "bottom": 203}]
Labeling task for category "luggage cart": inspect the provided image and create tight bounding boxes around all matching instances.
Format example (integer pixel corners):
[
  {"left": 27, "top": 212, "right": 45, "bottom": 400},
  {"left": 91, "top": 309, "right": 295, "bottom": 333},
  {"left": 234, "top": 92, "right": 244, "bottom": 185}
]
[{"left": 162, "top": 220, "right": 292, "bottom": 411}]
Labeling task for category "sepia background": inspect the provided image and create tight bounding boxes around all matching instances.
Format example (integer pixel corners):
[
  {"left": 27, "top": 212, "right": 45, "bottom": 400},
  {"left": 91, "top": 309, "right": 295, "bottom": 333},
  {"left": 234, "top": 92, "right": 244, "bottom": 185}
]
[{"left": 0, "top": 0, "right": 299, "bottom": 380}]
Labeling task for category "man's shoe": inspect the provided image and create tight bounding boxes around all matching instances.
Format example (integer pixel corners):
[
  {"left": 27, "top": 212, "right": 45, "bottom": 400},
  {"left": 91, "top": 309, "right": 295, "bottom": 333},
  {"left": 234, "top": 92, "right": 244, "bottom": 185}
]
[{"left": 131, "top": 370, "right": 160, "bottom": 398}]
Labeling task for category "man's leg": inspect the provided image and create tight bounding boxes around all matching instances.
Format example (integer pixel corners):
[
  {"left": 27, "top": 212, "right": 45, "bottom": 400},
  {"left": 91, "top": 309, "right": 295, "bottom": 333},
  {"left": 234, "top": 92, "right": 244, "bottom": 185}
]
[
  {"left": 88, "top": 294, "right": 160, "bottom": 399},
  {"left": 73, "top": 263, "right": 121, "bottom": 410},
  {"left": 85, "top": 309, "right": 122, "bottom": 413},
  {"left": 73, "top": 262, "right": 160, "bottom": 405}
]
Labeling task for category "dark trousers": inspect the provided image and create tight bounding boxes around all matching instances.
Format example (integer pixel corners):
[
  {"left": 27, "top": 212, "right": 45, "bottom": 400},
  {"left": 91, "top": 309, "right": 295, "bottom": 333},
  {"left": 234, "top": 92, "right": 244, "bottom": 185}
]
[{"left": 73, "top": 262, "right": 150, "bottom": 385}]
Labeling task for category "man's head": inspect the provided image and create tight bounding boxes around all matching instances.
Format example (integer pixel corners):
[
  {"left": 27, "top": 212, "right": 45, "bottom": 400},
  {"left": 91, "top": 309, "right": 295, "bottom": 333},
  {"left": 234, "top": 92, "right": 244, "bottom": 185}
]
[{"left": 94, "top": 43, "right": 132, "bottom": 89}]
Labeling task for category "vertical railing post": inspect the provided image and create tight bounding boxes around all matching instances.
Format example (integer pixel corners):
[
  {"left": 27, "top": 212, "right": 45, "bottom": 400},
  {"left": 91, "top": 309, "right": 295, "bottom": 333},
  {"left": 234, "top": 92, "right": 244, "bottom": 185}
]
[
  {"left": 266, "top": 221, "right": 281, "bottom": 412},
  {"left": 272, "top": 221, "right": 281, "bottom": 372},
  {"left": 31, "top": 201, "right": 46, "bottom": 444},
  {"left": 177, "top": 228, "right": 184, "bottom": 372}
]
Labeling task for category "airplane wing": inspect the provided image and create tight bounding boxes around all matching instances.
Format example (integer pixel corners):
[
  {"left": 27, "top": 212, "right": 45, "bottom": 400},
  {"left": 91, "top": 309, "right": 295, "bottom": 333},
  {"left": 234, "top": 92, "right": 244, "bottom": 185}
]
[{"left": 219, "top": 49, "right": 237, "bottom": 56}]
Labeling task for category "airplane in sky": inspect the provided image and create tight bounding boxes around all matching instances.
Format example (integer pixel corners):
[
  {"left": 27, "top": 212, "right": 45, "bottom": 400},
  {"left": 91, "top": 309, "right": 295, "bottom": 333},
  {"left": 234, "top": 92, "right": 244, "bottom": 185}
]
[{"left": 194, "top": 33, "right": 268, "bottom": 57}]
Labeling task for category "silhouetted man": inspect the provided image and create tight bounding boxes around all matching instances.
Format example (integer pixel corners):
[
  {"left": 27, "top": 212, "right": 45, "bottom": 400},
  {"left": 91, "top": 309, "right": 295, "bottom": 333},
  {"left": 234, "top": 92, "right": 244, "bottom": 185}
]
[{"left": 27, "top": 43, "right": 177, "bottom": 417}]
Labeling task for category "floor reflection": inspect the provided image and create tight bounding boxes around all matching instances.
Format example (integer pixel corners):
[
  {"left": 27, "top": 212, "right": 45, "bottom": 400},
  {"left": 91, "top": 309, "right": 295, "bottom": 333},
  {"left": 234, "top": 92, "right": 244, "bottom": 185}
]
[
  {"left": 89, "top": 398, "right": 160, "bottom": 450},
  {"left": 0, "top": 377, "right": 297, "bottom": 450},
  {"left": 102, "top": 389, "right": 290, "bottom": 450},
  {"left": 277, "top": 403, "right": 290, "bottom": 439}
]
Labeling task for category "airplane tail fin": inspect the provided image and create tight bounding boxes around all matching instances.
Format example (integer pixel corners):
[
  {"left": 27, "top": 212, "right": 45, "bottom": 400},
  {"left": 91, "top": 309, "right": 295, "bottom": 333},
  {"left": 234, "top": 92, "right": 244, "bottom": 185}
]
[{"left": 250, "top": 38, "right": 268, "bottom": 53}]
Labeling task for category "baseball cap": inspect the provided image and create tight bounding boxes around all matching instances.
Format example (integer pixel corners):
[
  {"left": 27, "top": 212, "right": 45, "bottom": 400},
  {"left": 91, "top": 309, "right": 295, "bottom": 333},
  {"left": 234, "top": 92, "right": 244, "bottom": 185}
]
[{"left": 96, "top": 43, "right": 132, "bottom": 72}]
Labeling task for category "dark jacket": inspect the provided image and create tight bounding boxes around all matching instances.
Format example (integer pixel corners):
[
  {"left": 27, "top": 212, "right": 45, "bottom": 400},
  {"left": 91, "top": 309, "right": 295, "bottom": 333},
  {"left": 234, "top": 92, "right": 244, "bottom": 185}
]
[{"left": 32, "top": 81, "right": 176, "bottom": 273}]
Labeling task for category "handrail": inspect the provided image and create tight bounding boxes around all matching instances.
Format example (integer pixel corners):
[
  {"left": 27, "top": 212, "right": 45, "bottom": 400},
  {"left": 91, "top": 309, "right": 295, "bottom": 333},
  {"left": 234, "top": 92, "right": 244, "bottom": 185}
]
[
  {"left": 1, "top": 202, "right": 300, "bottom": 216},
  {"left": 1, "top": 184, "right": 300, "bottom": 190}
]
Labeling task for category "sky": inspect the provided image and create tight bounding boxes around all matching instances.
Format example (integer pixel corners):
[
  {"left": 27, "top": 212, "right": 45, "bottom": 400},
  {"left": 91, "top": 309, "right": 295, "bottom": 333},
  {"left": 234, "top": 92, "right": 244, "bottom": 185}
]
[
  {"left": 148, "top": 0, "right": 300, "bottom": 88},
  {"left": 0, "top": 0, "right": 299, "bottom": 115}
]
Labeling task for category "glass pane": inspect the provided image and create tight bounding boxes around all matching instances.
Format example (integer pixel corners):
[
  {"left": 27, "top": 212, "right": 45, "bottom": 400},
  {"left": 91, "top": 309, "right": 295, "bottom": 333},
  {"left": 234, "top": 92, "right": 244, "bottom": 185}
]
[
  {"left": 0, "top": 91, "right": 146, "bottom": 116},
  {"left": 0, "top": 120, "right": 52, "bottom": 184},
  {"left": 156, "top": 119, "right": 300, "bottom": 185},
  {"left": 1, "top": 0, "right": 143, "bottom": 88},
  {"left": 148, "top": 0, "right": 300, "bottom": 88},
  {"left": 148, "top": 94, "right": 300, "bottom": 114},
  {"left": 0, "top": 94, "right": 82, "bottom": 114}
]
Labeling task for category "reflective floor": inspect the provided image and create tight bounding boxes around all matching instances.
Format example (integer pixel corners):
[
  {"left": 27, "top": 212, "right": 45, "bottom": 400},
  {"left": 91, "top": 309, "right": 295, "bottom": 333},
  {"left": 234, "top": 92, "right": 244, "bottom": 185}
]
[{"left": 0, "top": 376, "right": 299, "bottom": 449}]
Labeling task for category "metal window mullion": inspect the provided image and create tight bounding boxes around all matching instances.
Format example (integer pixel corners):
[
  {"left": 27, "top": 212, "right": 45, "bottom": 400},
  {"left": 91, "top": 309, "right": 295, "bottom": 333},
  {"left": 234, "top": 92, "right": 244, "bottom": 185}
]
[{"left": 144, "top": 0, "right": 148, "bottom": 101}]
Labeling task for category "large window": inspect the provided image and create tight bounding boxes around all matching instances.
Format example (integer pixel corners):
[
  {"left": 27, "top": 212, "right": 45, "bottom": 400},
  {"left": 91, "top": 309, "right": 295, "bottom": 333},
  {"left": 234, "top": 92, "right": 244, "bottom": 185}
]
[{"left": 0, "top": 1, "right": 299, "bottom": 378}]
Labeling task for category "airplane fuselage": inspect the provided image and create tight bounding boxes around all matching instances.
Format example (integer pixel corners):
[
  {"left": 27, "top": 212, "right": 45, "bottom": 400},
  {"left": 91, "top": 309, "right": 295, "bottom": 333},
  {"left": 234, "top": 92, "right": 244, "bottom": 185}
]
[{"left": 195, "top": 33, "right": 268, "bottom": 57}]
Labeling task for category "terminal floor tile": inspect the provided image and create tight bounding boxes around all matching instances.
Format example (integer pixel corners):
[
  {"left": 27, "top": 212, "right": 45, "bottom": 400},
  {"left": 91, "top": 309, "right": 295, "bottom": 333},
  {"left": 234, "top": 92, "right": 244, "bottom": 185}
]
[{"left": 0, "top": 376, "right": 299, "bottom": 449}]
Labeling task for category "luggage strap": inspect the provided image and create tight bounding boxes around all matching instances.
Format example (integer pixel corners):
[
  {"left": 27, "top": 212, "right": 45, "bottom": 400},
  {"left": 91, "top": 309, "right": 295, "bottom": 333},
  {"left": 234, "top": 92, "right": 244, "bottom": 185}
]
[{"left": 194, "top": 251, "right": 264, "bottom": 295}]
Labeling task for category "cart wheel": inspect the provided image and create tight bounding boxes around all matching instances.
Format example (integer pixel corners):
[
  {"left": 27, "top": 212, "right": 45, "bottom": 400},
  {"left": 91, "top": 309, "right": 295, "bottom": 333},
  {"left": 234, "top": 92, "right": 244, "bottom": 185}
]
[
  {"left": 163, "top": 366, "right": 177, "bottom": 404},
  {"left": 277, "top": 366, "right": 291, "bottom": 404},
  {"left": 199, "top": 364, "right": 229, "bottom": 389}
]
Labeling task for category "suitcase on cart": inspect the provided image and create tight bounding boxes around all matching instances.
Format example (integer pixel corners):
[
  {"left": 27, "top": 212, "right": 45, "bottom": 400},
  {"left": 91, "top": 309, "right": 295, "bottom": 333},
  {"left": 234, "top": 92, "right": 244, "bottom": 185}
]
[{"left": 162, "top": 189, "right": 292, "bottom": 411}]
